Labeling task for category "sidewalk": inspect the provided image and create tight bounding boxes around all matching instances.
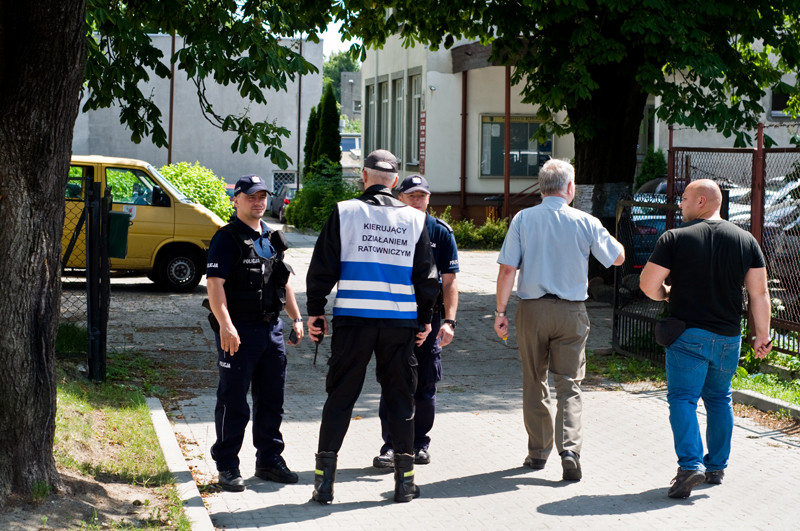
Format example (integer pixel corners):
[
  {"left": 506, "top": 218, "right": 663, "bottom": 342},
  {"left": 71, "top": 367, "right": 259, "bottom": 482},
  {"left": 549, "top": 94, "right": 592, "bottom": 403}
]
[{"left": 125, "top": 225, "right": 800, "bottom": 530}]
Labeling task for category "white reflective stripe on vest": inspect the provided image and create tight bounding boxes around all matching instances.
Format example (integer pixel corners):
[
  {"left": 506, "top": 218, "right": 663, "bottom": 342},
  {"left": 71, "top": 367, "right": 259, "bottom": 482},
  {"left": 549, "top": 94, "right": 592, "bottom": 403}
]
[{"left": 333, "top": 199, "right": 425, "bottom": 319}]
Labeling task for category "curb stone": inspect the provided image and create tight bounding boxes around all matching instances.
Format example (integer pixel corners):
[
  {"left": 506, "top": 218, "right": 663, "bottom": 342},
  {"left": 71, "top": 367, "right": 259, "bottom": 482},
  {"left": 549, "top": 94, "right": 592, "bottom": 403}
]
[{"left": 147, "top": 397, "right": 215, "bottom": 531}]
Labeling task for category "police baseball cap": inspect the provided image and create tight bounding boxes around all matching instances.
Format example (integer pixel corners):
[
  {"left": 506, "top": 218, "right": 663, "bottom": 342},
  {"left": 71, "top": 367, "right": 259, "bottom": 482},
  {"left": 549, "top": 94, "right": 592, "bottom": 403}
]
[
  {"left": 234, "top": 174, "right": 269, "bottom": 196},
  {"left": 397, "top": 174, "right": 431, "bottom": 195},
  {"left": 364, "top": 149, "right": 399, "bottom": 173}
]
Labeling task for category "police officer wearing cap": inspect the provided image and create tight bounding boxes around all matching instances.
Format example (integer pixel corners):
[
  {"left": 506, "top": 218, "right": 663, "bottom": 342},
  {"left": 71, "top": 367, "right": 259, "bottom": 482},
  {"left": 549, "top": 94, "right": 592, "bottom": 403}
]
[
  {"left": 205, "top": 174, "right": 304, "bottom": 492},
  {"left": 373, "top": 174, "right": 460, "bottom": 469},
  {"left": 306, "top": 149, "right": 439, "bottom": 504}
]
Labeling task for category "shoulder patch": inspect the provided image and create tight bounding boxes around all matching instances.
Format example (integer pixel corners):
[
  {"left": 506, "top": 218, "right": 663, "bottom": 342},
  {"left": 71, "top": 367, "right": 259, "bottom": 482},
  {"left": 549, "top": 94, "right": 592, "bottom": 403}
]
[{"left": 435, "top": 217, "right": 453, "bottom": 233}]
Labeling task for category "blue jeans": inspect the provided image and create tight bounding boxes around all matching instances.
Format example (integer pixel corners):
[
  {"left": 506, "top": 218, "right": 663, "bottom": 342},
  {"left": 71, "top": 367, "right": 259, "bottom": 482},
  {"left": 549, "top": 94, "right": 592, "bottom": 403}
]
[{"left": 666, "top": 328, "right": 741, "bottom": 472}]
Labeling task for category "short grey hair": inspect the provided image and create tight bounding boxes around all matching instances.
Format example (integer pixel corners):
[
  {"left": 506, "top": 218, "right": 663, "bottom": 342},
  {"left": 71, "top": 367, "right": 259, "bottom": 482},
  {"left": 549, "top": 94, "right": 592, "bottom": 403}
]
[
  {"left": 363, "top": 166, "right": 396, "bottom": 185},
  {"left": 538, "top": 159, "right": 574, "bottom": 195}
]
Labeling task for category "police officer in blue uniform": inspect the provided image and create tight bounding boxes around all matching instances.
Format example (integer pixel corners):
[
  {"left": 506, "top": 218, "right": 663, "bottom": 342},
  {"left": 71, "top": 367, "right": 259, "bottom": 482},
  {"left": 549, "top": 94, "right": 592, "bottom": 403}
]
[
  {"left": 306, "top": 150, "right": 440, "bottom": 504},
  {"left": 205, "top": 174, "right": 305, "bottom": 492},
  {"left": 373, "top": 175, "right": 460, "bottom": 468}
]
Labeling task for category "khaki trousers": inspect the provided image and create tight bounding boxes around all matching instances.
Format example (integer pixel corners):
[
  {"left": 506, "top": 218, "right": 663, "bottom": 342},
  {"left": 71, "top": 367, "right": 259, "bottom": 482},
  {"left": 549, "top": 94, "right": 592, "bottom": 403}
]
[{"left": 516, "top": 298, "right": 589, "bottom": 460}]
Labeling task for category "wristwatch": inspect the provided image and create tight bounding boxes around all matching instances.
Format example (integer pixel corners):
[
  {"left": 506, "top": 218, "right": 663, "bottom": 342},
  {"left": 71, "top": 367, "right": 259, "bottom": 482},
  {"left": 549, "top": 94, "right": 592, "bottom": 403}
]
[
  {"left": 293, "top": 318, "right": 304, "bottom": 323},
  {"left": 443, "top": 319, "right": 457, "bottom": 329},
  {"left": 494, "top": 311, "right": 506, "bottom": 317}
]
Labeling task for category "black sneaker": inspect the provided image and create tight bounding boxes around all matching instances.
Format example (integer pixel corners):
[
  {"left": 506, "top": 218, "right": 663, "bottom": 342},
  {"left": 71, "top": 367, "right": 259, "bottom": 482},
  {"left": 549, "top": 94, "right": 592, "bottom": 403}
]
[
  {"left": 705, "top": 469, "right": 725, "bottom": 485},
  {"left": 373, "top": 449, "right": 394, "bottom": 468},
  {"left": 523, "top": 456, "right": 547, "bottom": 470},
  {"left": 414, "top": 448, "right": 430, "bottom": 465},
  {"left": 218, "top": 469, "right": 245, "bottom": 492},
  {"left": 668, "top": 468, "right": 706, "bottom": 498},
  {"left": 255, "top": 457, "right": 299, "bottom": 484},
  {"left": 560, "top": 451, "right": 582, "bottom": 481}
]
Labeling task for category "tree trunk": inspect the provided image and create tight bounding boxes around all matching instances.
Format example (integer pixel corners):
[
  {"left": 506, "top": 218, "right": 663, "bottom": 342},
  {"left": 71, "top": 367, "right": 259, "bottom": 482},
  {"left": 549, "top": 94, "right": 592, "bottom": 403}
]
[
  {"left": 568, "top": 54, "right": 648, "bottom": 280},
  {"left": 0, "top": 0, "right": 87, "bottom": 500}
]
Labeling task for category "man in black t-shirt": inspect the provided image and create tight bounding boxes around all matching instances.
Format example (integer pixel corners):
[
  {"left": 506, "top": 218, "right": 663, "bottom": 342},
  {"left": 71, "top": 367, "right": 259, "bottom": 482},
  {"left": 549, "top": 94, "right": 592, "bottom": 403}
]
[{"left": 640, "top": 179, "right": 772, "bottom": 499}]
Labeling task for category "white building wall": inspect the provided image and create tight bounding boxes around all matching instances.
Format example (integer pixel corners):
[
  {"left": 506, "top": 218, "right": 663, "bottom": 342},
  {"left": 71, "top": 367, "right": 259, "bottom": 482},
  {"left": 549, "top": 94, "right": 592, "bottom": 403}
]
[
  {"left": 363, "top": 40, "right": 576, "bottom": 196},
  {"left": 73, "top": 35, "right": 323, "bottom": 187}
]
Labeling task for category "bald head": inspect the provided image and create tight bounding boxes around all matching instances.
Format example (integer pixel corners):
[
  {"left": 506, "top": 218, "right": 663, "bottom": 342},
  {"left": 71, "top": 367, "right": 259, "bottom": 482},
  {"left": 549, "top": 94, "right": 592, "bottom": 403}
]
[{"left": 681, "top": 179, "right": 722, "bottom": 221}]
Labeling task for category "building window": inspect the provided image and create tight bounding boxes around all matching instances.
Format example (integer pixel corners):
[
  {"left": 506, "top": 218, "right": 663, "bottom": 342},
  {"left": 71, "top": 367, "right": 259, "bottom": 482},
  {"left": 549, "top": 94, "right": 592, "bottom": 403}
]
[
  {"left": 353, "top": 99, "right": 362, "bottom": 113},
  {"left": 407, "top": 75, "right": 422, "bottom": 164},
  {"left": 378, "top": 81, "right": 389, "bottom": 149},
  {"left": 365, "top": 85, "right": 375, "bottom": 154},
  {"left": 392, "top": 79, "right": 404, "bottom": 158},
  {"left": 771, "top": 92, "right": 791, "bottom": 118},
  {"left": 480, "top": 115, "right": 552, "bottom": 177}
]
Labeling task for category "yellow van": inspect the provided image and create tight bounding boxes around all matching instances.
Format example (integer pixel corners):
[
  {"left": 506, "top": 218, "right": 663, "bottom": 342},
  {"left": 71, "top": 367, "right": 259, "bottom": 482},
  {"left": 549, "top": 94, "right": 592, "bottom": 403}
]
[{"left": 64, "top": 155, "right": 225, "bottom": 292}]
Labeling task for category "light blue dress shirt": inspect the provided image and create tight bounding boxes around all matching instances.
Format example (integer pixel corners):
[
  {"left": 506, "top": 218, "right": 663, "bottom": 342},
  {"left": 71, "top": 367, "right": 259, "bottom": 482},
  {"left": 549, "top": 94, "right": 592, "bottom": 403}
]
[{"left": 497, "top": 196, "right": 623, "bottom": 301}]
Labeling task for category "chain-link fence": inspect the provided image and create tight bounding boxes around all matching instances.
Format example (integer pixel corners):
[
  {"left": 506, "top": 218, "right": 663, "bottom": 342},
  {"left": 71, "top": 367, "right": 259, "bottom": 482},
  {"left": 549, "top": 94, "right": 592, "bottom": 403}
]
[
  {"left": 60, "top": 164, "right": 113, "bottom": 380},
  {"left": 614, "top": 135, "right": 800, "bottom": 362},
  {"left": 61, "top": 168, "right": 92, "bottom": 322}
]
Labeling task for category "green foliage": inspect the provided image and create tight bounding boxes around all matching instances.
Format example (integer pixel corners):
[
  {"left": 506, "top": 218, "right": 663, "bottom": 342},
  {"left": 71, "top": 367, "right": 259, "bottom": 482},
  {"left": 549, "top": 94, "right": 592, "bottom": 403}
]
[
  {"left": 315, "top": 83, "right": 343, "bottom": 165},
  {"left": 304, "top": 105, "right": 319, "bottom": 171},
  {"left": 732, "top": 370, "right": 800, "bottom": 407},
  {"left": 83, "top": 0, "right": 331, "bottom": 166},
  {"left": 341, "top": 113, "right": 362, "bottom": 133},
  {"left": 286, "top": 160, "right": 359, "bottom": 231},
  {"left": 56, "top": 322, "right": 88, "bottom": 357},
  {"left": 323, "top": 50, "right": 361, "bottom": 102},
  {"left": 435, "top": 206, "right": 508, "bottom": 250},
  {"left": 105, "top": 170, "right": 136, "bottom": 201},
  {"left": 635, "top": 148, "right": 667, "bottom": 191},
  {"left": 31, "top": 481, "right": 50, "bottom": 502},
  {"left": 159, "top": 162, "right": 232, "bottom": 221},
  {"left": 586, "top": 354, "right": 667, "bottom": 384}
]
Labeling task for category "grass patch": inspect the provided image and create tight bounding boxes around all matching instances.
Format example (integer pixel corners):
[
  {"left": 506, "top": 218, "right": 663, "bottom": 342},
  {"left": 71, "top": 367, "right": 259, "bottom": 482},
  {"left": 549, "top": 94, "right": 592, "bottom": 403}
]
[
  {"left": 732, "top": 368, "right": 800, "bottom": 406},
  {"left": 54, "top": 351, "right": 191, "bottom": 529},
  {"left": 586, "top": 353, "right": 666, "bottom": 383},
  {"left": 56, "top": 322, "right": 88, "bottom": 357}
]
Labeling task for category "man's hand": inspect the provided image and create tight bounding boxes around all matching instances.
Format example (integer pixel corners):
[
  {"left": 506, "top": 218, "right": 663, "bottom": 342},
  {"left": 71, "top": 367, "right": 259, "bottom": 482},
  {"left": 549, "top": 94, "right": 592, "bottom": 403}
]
[
  {"left": 219, "top": 323, "right": 241, "bottom": 356},
  {"left": 416, "top": 323, "right": 432, "bottom": 347},
  {"left": 493, "top": 315, "right": 509, "bottom": 341},
  {"left": 753, "top": 336, "right": 773, "bottom": 359},
  {"left": 308, "top": 316, "right": 327, "bottom": 343},
  {"left": 437, "top": 321, "right": 455, "bottom": 347}
]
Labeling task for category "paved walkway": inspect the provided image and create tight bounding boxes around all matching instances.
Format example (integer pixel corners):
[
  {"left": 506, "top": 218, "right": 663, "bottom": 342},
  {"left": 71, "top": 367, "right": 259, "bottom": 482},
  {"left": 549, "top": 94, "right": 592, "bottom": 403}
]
[{"left": 113, "top": 225, "right": 800, "bottom": 530}]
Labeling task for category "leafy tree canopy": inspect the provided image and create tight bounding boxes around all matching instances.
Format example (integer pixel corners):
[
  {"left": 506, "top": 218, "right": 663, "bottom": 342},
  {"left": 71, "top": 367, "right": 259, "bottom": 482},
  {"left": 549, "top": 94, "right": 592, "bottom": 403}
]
[
  {"left": 323, "top": 50, "right": 361, "bottom": 102},
  {"left": 83, "top": 0, "right": 331, "bottom": 168},
  {"left": 328, "top": 0, "right": 800, "bottom": 149}
]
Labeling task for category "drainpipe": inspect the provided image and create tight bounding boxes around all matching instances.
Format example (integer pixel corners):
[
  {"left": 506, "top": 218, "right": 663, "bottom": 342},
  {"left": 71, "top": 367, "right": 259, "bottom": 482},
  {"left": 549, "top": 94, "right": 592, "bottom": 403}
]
[
  {"left": 168, "top": 33, "right": 175, "bottom": 164},
  {"left": 503, "top": 65, "right": 510, "bottom": 219},
  {"left": 460, "top": 71, "right": 467, "bottom": 217},
  {"left": 296, "top": 38, "right": 303, "bottom": 187}
]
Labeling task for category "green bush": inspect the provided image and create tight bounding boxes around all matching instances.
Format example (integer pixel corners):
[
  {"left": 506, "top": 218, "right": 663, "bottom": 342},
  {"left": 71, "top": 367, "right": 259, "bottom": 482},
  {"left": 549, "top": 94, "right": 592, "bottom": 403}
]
[
  {"left": 286, "top": 159, "right": 360, "bottom": 231},
  {"left": 436, "top": 206, "right": 509, "bottom": 250},
  {"left": 635, "top": 148, "right": 667, "bottom": 191},
  {"left": 159, "top": 161, "right": 232, "bottom": 221}
]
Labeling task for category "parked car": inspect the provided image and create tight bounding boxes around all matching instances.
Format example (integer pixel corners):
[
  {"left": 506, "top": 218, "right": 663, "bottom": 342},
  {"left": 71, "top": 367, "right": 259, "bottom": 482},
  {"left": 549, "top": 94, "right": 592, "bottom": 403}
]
[
  {"left": 269, "top": 183, "right": 298, "bottom": 223},
  {"left": 64, "top": 155, "right": 225, "bottom": 291}
]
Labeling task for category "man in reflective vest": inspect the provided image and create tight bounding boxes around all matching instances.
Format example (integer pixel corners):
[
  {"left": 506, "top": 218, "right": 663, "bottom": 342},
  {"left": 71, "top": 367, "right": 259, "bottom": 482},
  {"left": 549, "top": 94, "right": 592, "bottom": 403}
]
[{"left": 306, "top": 150, "right": 439, "bottom": 503}]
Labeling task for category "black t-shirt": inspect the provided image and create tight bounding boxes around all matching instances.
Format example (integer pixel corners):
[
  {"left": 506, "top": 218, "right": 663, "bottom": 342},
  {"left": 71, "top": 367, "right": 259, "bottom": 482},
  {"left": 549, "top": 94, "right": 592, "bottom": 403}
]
[{"left": 648, "top": 219, "right": 765, "bottom": 336}]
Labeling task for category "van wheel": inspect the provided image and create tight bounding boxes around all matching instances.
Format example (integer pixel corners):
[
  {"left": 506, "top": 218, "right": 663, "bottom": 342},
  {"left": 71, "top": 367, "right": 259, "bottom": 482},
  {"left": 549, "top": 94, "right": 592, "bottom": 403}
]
[
  {"left": 155, "top": 249, "right": 202, "bottom": 292},
  {"left": 279, "top": 205, "right": 287, "bottom": 223}
]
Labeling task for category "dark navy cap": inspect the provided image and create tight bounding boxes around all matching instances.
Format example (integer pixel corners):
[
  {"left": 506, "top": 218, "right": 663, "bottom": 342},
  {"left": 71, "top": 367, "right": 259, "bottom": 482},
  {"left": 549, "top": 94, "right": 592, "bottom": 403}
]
[
  {"left": 397, "top": 174, "right": 430, "bottom": 195},
  {"left": 234, "top": 174, "right": 269, "bottom": 195}
]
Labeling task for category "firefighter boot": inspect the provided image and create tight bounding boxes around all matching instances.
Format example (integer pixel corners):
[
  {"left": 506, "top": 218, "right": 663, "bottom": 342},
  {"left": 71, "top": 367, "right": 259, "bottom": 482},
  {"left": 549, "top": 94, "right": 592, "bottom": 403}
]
[
  {"left": 393, "top": 453, "right": 420, "bottom": 502},
  {"left": 312, "top": 451, "right": 337, "bottom": 504}
]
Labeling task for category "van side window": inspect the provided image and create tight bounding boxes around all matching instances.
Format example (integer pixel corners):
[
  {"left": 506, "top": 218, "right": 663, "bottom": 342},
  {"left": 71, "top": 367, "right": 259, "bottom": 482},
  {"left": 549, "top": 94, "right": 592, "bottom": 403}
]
[
  {"left": 65, "top": 166, "right": 85, "bottom": 200},
  {"left": 106, "top": 168, "right": 158, "bottom": 205}
]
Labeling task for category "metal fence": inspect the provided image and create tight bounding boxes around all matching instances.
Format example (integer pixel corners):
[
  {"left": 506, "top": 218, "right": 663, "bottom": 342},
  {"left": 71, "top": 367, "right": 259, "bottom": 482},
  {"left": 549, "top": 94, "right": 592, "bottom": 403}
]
[
  {"left": 61, "top": 168, "right": 113, "bottom": 381},
  {"left": 613, "top": 125, "right": 800, "bottom": 362}
]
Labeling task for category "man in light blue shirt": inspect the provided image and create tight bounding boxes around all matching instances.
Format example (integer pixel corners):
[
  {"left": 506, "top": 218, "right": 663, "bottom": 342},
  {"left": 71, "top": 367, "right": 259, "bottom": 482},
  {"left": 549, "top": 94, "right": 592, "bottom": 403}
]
[{"left": 494, "top": 158, "right": 624, "bottom": 482}]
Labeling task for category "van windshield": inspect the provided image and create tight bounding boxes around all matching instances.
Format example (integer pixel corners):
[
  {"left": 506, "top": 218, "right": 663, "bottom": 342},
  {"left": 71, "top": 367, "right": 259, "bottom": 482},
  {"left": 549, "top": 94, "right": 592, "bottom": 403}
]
[{"left": 148, "top": 164, "right": 191, "bottom": 203}]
